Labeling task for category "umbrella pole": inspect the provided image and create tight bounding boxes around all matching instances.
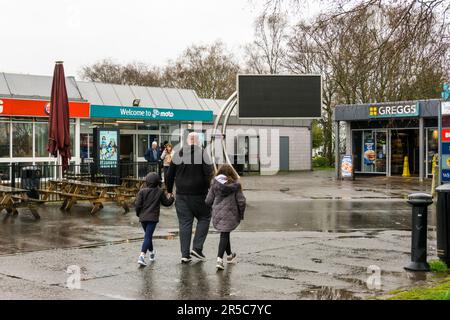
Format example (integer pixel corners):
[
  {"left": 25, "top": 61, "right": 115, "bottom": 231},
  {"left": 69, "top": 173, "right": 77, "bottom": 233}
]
[{"left": 57, "top": 151, "right": 63, "bottom": 179}]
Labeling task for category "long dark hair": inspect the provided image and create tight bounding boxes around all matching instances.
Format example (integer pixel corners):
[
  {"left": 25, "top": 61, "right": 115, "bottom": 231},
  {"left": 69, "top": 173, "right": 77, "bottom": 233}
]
[{"left": 216, "top": 164, "right": 239, "bottom": 183}]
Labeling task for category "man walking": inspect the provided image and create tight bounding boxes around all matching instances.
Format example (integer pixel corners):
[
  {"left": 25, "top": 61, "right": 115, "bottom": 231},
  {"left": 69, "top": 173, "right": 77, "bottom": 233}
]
[{"left": 166, "top": 132, "right": 213, "bottom": 263}]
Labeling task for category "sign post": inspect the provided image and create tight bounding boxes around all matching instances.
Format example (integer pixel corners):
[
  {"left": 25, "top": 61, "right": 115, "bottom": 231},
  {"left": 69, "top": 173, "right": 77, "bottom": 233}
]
[{"left": 440, "top": 83, "right": 450, "bottom": 185}]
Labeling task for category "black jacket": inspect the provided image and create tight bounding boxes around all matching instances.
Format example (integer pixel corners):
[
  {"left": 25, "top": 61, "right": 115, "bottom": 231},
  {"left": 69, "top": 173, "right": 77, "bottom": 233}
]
[
  {"left": 135, "top": 173, "right": 174, "bottom": 222},
  {"left": 166, "top": 145, "right": 213, "bottom": 195}
]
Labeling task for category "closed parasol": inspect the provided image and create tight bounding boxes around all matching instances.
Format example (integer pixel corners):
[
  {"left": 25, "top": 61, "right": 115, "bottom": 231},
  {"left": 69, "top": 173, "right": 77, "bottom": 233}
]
[{"left": 48, "top": 61, "right": 71, "bottom": 171}]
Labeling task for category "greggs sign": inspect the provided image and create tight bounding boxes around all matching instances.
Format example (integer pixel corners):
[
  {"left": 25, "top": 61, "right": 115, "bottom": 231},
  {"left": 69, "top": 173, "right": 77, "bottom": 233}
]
[
  {"left": 0, "top": 98, "right": 89, "bottom": 118},
  {"left": 368, "top": 103, "right": 419, "bottom": 118}
]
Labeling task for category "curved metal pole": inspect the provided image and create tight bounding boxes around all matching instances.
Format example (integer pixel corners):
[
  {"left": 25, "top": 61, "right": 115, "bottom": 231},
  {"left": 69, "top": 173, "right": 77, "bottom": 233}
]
[
  {"left": 211, "top": 91, "right": 237, "bottom": 172},
  {"left": 221, "top": 100, "right": 238, "bottom": 176}
]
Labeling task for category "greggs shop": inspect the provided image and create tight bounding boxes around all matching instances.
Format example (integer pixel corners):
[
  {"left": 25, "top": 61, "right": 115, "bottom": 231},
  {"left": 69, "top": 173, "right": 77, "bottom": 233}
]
[{"left": 334, "top": 99, "right": 441, "bottom": 180}]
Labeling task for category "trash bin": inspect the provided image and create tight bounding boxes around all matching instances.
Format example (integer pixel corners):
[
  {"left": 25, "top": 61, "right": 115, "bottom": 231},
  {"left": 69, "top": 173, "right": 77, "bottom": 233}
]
[
  {"left": 21, "top": 167, "right": 41, "bottom": 199},
  {"left": 232, "top": 154, "right": 245, "bottom": 176},
  {"left": 436, "top": 184, "right": 450, "bottom": 265},
  {"left": 404, "top": 193, "right": 433, "bottom": 272}
]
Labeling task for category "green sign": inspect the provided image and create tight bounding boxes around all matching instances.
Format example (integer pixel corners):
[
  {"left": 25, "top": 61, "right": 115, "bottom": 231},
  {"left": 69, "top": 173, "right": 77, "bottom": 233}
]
[
  {"left": 368, "top": 103, "right": 419, "bottom": 118},
  {"left": 90, "top": 105, "right": 214, "bottom": 122}
]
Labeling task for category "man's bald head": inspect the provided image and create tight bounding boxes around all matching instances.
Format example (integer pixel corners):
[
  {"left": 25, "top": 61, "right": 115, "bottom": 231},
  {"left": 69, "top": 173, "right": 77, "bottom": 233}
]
[{"left": 187, "top": 132, "right": 200, "bottom": 146}]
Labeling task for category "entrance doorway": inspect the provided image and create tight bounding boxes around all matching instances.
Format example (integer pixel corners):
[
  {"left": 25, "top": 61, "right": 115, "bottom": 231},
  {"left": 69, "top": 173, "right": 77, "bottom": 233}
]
[
  {"left": 390, "top": 129, "right": 419, "bottom": 175},
  {"left": 120, "top": 134, "right": 133, "bottom": 162},
  {"left": 279, "top": 136, "right": 290, "bottom": 171}
]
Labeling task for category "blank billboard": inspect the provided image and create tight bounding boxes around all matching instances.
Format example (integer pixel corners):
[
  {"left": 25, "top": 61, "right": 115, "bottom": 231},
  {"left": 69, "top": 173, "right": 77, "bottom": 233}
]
[{"left": 237, "top": 75, "right": 322, "bottom": 119}]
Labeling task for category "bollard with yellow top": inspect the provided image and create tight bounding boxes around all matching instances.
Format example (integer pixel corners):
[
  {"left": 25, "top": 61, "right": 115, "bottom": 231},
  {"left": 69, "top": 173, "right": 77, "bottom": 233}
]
[
  {"left": 402, "top": 156, "right": 411, "bottom": 177},
  {"left": 431, "top": 154, "right": 438, "bottom": 198}
]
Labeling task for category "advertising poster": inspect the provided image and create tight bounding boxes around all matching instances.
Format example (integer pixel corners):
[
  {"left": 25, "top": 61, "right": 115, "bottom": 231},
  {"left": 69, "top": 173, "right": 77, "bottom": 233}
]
[
  {"left": 363, "top": 138, "right": 376, "bottom": 165},
  {"left": 99, "top": 130, "right": 118, "bottom": 163},
  {"left": 341, "top": 155, "right": 353, "bottom": 178}
]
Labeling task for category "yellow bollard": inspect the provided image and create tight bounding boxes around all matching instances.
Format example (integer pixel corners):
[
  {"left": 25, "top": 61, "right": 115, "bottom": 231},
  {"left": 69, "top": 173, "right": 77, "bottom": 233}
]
[
  {"left": 402, "top": 156, "right": 411, "bottom": 177},
  {"left": 431, "top": 154, "right": 438, "bottom": 198}
]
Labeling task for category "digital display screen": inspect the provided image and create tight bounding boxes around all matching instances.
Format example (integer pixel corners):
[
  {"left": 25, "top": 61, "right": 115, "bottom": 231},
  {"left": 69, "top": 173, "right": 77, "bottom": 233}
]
[
  {"left": 237, "top": 75, "right": 322, "bottom": 118},
  {"left": 99, "top": 130, "right": 118, "bottom": 163}
]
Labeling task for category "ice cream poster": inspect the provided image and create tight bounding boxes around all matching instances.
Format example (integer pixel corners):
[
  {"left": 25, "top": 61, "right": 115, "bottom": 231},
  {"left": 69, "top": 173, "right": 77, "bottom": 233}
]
[
  {"left": 364, "top": 139, "right": 375, "bottom": 165},
  {"left": 99, "top": 130, "right": 118, "bottom": 162},
  {"left": 341, "top": 155, "right": 353, "bottom": 178}
]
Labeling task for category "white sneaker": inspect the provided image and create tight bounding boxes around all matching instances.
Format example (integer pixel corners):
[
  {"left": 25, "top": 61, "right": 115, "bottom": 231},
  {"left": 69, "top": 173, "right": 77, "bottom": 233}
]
[
  {"left": 149, "top": 250, "right": 157, "bottom": 261},
  {"left": 138, "top": 255, "right": 147, "bottom": 266},
  {"left": 216, "top": 258, "right": 224, "bottom": 270},
  {"left": 227, "top": 253, "right": 237, "bottom": 264}
]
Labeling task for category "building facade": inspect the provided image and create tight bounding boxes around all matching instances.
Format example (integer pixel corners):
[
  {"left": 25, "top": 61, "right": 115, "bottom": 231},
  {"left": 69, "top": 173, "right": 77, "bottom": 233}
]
[
  {"left": 0, "top": 72, "right": 313, "bottom": 175},
  {"left": 334, "top": 99, "right": 441, "bottom": 180}
]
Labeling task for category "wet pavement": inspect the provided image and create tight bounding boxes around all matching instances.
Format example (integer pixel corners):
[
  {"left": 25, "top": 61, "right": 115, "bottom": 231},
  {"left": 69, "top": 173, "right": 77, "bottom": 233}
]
[{"left": 0, "top": 171, "right": 445, "bottom": 299}]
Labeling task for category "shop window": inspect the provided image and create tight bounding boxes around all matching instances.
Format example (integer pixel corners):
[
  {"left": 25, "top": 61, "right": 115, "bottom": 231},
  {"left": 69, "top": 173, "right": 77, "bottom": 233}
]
[
  {"left": 138, "top": 123, "right": 159, "bottom": 131},
  {"left": 138, "top": 135, "right": 149, "bottom": 157},
  {"left": 353, "top": 130, "right": 386, "bottom": 174},
  {"left": 70, "top": 123, "right": 75, "bottom": 156},
  {"left": 35, "top": 123, "right": 49, "bottom": 157},
  {"left": 13, "top": 123, "right": 32, "bottom": 157},
  {"left": 427, "top": 128, "right": 439, "bottom": 175},
  {"left": 0, "top": 122, "right": 10, "bottom": 158},
  {"left": 80, "top": 133, "right": 93, "bottom": 159}
]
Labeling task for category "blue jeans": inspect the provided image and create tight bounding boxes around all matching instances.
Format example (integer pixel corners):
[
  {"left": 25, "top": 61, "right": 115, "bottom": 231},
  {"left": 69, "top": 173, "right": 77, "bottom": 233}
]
[{"left": 141, "top": 221, "right": 158, "bottom": 253}]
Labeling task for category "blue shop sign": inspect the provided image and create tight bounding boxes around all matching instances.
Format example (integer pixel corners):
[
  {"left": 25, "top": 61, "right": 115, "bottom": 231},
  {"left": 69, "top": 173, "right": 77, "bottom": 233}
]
[
  {"left": 442, "top": 169, "right": 450, "bottom": 182},
  {"left": 90, "top": 105, "right": 213, "bottom": 122},
  {"left": 442, "top": 142, "right": 450, "bottom": 155}
]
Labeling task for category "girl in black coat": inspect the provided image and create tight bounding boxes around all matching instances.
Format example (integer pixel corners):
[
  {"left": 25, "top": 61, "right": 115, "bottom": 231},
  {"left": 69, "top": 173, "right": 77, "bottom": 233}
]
[{"left": 135, "top": 172, "right": 174, "bottom": 266}]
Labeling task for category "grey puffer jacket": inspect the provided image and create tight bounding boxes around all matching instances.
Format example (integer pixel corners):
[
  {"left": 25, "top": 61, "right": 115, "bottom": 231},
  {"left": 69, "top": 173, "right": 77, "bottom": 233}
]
[{"left": 205, "top": 175, "right": 246, "bottom": 232}]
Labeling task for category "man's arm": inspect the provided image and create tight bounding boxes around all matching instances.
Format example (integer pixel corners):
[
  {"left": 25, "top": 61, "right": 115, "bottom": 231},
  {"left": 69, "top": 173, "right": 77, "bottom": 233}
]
[
  {"left": 165, "top": 161, "right": 176, "bottom": 194},
  {"left": 202, "top": 150, "right": 214, "bottom": 187}
]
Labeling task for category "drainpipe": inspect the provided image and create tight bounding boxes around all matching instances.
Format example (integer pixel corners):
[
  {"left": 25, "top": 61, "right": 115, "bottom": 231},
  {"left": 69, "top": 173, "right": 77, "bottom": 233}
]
[{"left": 335, "top": 121, "right": 340, "bottom": 179}]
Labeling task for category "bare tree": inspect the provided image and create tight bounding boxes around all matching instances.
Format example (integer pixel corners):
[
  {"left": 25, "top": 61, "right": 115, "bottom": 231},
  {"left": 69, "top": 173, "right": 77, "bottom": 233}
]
[
  {"left": 79, "top": 59, "right": 162, "bottom": 86},
  {"left": 162, "top": 41, "right": 240, "bottom": 99},
  {"left": 284, "top": 1, "right": 449, "bottom": 164},
  {"left": 244, "top": 12, "right": 288, "bottom": 74}
]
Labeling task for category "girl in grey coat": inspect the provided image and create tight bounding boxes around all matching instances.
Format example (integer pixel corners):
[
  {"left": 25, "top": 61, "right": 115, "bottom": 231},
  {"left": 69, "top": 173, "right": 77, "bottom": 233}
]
[{"left": 205, "top": 164, "right": 246, "bottom": 270}]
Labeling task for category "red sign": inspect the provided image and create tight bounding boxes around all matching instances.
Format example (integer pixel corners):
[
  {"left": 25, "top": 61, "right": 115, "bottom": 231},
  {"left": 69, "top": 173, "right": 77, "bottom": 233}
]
[
  {"left": 0, "top": 98, "right": 89, "bottom": 118},
  {"left": 442, "top": 129, "right": 450, "bottom": 142}
]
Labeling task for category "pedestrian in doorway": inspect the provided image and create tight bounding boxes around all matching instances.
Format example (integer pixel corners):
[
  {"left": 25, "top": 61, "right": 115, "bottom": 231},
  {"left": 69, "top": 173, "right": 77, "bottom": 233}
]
[
  {"left": 135, "top": 172, "right": 174, "bottom": 266},
  {"left": 166, "top": 132, "right": 214, "bottom": 263},
  {"left": 160, "top": 143, "right": 174, "bottom": 183},
  {"left": 205, "top": 164, "right": 246, "bottom": 271},
  {"left": 144, "top": 141, "right": 162, "bottom": 176}
]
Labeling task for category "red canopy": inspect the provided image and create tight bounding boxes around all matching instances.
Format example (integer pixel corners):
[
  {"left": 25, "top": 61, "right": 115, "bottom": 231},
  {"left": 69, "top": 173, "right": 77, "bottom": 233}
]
[{"left": 48, "top": 62, "right": 71, "bottom": 170}]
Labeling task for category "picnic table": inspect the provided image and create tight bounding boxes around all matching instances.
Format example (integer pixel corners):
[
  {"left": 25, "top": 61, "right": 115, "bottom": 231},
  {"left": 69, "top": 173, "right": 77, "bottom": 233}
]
[
  {"left": 40, "top": 179, "right": 134, "bottom": 215},
  {"left": 0, "top": 185, "right": 42, "bottom": 220},
  {"left": 64, "top": 173, "right": 91, "bottom": 181},
  {"left": 120, "top": 177, "right": 146, "bottom": 192}
]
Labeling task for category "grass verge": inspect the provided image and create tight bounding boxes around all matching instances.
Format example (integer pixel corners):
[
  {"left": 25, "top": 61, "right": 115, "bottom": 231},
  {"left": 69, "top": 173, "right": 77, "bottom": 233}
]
[{"left": 382, "top": 276, "right": 450, "bottom": 300}]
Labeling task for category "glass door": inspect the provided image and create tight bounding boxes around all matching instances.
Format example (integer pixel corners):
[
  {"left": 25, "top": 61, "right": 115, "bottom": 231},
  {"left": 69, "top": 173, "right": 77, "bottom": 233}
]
[
  {"left": 375, "top": 131, "right": 387, "bottom": 173},
  {"left": 358, "top": 130, "right": 387, "bottom": 174}
]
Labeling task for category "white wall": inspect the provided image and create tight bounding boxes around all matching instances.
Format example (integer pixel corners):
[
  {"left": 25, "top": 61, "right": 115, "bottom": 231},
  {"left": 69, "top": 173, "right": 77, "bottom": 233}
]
[{"left": 202, "top": 123, "right": 311, "bottom": 175}]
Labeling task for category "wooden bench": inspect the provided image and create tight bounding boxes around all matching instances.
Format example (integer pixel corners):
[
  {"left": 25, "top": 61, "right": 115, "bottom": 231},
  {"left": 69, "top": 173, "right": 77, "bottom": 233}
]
[{"left": 10, "top": 195, "right": 46, "bottom": 219}]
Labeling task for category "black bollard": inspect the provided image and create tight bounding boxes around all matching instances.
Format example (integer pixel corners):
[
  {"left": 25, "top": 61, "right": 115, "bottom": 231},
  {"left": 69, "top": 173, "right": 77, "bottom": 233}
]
[{"left": 404, "top": 193, "right": 433, "bottom": 272}]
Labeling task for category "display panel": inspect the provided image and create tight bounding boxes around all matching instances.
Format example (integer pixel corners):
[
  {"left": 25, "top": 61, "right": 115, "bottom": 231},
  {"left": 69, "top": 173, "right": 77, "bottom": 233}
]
[{"left": 237, "top": 75, "right": 322, "bottom": 119}]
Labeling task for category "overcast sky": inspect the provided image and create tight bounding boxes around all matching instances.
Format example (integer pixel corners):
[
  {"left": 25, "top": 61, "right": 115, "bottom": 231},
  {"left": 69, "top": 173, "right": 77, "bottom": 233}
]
[{"left": 0, "top": 0, "right": 276, "bottom": 78}]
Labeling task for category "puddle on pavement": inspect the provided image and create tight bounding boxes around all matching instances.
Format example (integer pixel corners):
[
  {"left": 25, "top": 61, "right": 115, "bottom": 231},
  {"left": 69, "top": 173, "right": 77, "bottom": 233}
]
[{"left": 298, "top": 285, "right": 359, "bottom": 300}]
